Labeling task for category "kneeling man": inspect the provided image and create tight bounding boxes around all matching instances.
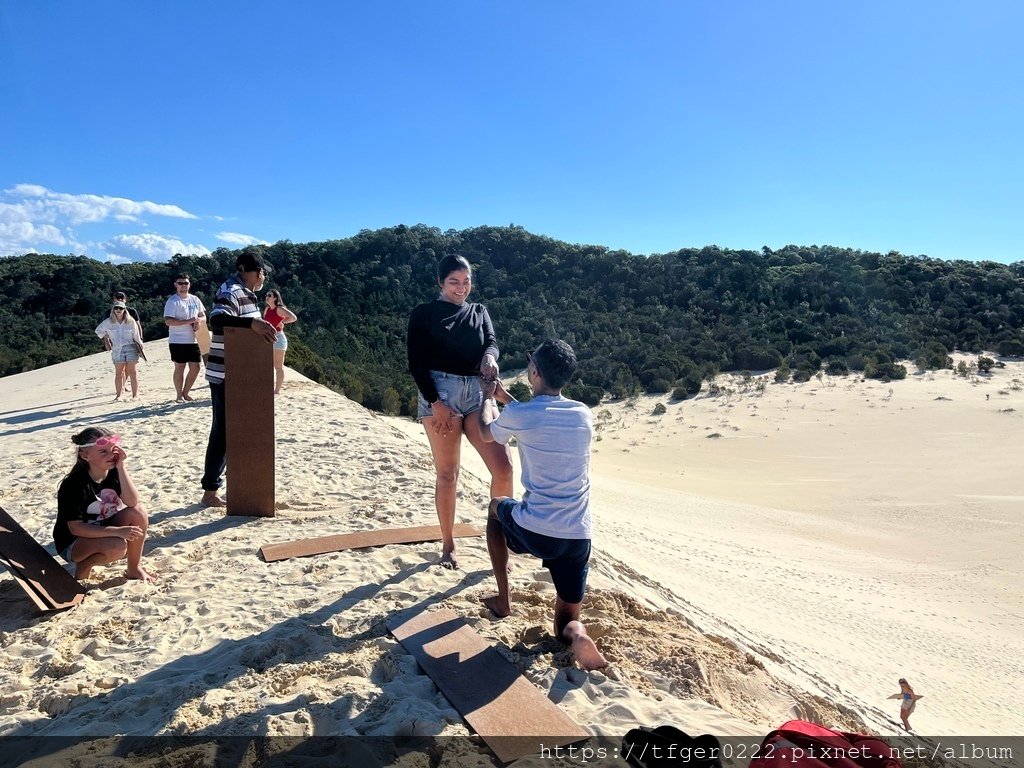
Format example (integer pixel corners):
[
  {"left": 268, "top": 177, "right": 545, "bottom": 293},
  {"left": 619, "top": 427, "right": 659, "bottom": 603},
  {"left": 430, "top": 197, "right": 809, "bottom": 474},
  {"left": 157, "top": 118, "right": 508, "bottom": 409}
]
[{"left": 478, "top": 339, "right": 607, "bottom": 671}]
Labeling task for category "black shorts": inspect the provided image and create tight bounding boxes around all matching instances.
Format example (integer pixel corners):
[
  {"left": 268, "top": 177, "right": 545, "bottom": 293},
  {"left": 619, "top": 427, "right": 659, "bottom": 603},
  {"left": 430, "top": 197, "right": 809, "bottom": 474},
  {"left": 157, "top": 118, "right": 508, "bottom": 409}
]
[
  {"left": 169, "top": 343, "right": 202, "bottom": 364},
  {"left": 495, "top": 498, "right": 591, "bottom": 604}
]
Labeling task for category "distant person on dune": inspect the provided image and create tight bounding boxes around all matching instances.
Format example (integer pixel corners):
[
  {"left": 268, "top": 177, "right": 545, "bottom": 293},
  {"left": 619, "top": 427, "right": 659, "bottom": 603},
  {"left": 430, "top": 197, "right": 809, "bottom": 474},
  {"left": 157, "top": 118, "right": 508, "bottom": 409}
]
[
  {"left": 263, "top": 289, "right": 297, "bottom": 395},
  {"left": 888, "top": 678, "right": 923, "bottom": 731},
  {"left": 477, "top": 339, "right": 607, "bottom": 671},
  {"left": 54, "top": 426, "right": 154, "bottom": 582},
  {"left": 407, "top": 254, "right": 513, "bottom": 569},
  {"left": 95, "top": 301, "right": 144, "bottom": 401},
  {"left": 163, "top": 273, "right": 206, "bottom": 402}
]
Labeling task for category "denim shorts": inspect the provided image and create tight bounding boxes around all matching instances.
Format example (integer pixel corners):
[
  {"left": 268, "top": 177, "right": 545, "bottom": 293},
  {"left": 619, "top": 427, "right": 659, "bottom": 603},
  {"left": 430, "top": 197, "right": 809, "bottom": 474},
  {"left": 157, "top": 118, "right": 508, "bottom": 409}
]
[
  {"left": 112, "top": 345, "right": 140, "bottom": 364},
  {"left": 273, "top": 331, "right": 288, "bottom": 351},
  {"left": 60, "top": 541, "right": 77, "bottom": 563},
  {"left": 494, "top": 498, "right": 591, "bottom": 604},
  {"left": 416, "top": 370, "right": 483, "bottom": 419}
]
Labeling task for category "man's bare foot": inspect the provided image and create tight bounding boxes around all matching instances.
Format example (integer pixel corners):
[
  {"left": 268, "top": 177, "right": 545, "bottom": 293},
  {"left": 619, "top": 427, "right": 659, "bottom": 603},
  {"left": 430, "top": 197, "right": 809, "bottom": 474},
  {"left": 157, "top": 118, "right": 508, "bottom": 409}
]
[
  {"left": 482, "top": 594, "right": 511, "bottom": 618},
  {"left": 571, "top": 634, "right": 608, "bottom": 671},
  {"left": 201, "top": 492, "right": 227, "bottom": 508},
  {"left": 438, "top": 551, "right": 459, "bottom": 570},
  {"left": 126, "top": 566, "right": 156, "bottom": 583}
]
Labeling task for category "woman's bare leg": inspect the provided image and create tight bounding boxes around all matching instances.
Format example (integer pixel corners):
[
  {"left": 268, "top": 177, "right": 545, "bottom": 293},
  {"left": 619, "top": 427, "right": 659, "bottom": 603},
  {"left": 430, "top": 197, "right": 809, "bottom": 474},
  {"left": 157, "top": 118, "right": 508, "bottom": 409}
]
[
  {"left": 423, "top": 416, "right": 464, "bottom": 568},
  {"left": 125, "top": 362, "right": 139, "bottom": 398},
  {"left": 463, "top": 413, "right": 514, "bottom": 498},
  {"left": 113, "top": 363, "right": 125, "bottom": 399},
  {"left": 273, "top": 348, "right": 286, "bottom": 394}
]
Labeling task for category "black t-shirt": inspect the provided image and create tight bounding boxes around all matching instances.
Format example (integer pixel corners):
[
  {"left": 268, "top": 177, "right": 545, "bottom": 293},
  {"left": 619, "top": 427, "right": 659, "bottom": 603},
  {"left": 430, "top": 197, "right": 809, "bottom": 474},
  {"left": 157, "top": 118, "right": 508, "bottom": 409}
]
[
  {"left": 54, "top": 464, "right": 122, "bottom": 553},
  {"left": 407, "top": 300, "right": 499, "bottom": 403}
]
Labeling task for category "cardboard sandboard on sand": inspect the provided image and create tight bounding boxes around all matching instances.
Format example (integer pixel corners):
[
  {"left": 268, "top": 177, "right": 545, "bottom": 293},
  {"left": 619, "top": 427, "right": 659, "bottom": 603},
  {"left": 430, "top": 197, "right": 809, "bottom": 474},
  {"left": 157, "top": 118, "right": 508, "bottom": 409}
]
[
  {"left": 259, "top": 523, "right": 483, "bottom": 562},
  {"left": 0, "top": 507, "right": 87, "bottom": 612},
  {"left": 224, "top": 326, "right": 275, "bottom": 517},
  {"left": 389, "top": 608, "right": 589, "bottom": 763}
]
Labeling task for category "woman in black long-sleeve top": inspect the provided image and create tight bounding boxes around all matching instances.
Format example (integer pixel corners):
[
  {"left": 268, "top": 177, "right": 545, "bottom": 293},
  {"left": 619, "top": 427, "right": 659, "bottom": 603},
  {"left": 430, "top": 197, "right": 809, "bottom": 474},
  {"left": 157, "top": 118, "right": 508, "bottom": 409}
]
[{"left": 408, "top": 255, "right": 513, "bottom": 569}]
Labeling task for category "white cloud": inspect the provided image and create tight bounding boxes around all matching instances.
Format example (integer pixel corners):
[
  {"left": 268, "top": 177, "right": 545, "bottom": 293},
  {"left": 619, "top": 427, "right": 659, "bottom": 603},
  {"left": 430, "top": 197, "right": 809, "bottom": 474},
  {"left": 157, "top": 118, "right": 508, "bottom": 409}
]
[
  {"left": 101, "top": 233, "right": 211, "bottom": 264},
  {"left": 6, "top": 183, "right": 197, "bottom": 225},
  {"left": 215, "top": 231, "right": 268, "bottom": 246},
  {"left": 0, "top": 183, "right": 206, "bottom": 260}
]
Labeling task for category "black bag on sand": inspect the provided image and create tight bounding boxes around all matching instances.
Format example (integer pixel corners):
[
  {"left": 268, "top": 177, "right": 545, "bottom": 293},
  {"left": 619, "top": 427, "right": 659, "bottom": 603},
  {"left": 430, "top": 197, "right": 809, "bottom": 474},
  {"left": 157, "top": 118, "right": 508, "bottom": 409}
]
[{"left": 622, "top": 726, "right": 723, "bottom": 768}]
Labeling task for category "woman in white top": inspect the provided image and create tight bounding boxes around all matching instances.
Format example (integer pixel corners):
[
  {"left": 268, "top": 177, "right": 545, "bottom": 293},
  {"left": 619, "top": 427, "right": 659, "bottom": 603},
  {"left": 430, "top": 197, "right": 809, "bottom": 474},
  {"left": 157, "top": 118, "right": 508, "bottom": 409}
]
[{"left": 95, "top": 301, "right": 144, "bottom": 401}]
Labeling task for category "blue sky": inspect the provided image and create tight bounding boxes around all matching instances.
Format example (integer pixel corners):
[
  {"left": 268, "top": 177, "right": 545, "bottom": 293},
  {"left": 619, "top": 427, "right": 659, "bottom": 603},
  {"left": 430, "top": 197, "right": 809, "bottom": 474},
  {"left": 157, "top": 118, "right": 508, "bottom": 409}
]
[{"left": 1, "top": 2, "right": 1021, "bottom": 264}]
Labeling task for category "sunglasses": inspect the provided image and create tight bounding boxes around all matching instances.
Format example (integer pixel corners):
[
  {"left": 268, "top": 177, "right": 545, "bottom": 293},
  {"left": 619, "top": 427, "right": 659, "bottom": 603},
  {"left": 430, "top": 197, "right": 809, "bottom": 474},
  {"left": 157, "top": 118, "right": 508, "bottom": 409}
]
[
  {"left": 80, "top": 434, "right": 121, "bottom": 448},
  {"left": 175, "top": 280, "right": 190, "bottom": 285},
  {"left": 113, "top": 308, "right": 126, "bottom": 312}
]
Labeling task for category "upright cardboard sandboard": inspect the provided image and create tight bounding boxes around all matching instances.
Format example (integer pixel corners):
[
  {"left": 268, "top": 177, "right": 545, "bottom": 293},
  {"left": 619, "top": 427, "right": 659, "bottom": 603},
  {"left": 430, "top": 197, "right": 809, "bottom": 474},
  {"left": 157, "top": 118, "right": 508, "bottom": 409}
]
[
  {"left": 389, "top": 608, "right": 589, "bottom": 763},
  {"left": 0, "top": 506, "right": 86, "bottom": 612},
  {"left": 259, "top": 523, "right": 484, "bottom": 562},
  {"left": 224, "top": 327, "right": 274, "bottom": 517}
]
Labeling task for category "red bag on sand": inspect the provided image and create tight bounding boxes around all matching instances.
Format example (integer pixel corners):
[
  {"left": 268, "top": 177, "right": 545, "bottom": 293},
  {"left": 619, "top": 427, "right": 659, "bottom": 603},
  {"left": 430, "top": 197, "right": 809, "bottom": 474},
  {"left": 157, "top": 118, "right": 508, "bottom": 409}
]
[{"left": 748, "top": 720, "right": 901, "bottom": 768}]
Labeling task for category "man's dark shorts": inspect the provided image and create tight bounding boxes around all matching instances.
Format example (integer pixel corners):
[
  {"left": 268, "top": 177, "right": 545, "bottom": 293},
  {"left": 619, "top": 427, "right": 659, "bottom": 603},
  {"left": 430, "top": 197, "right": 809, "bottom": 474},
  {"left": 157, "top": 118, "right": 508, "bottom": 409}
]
[
  {"left": 494, "top": 498, "right": 590, "bottom": 604},
  {"left": 169, "top": 343, "right": 202, "bottom": 364}
]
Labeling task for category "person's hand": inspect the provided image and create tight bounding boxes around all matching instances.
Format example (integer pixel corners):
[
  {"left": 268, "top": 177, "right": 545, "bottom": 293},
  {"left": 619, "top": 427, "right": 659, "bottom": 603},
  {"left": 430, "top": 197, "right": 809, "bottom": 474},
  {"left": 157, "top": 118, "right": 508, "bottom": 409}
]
[
  {"left": 191, "top": 321, "right": 199, "bottom": 331},
  {"left": 481, "top": 376, "right": 498, "bottom": 400},
  {"left": 117, "top": 525, "right": 144, "bottom": 542},
  {"left": 480, "top": 354, "right": 499, "bottom": 381},
  {"left": 429, "top": 400, "right": 456, "bottom": 437},
  {"left": 252, "top": 318, "right": 278, "bottom": 343},
  {"left": 493, "top": 379, "right": 513, "bottom": 404},
  {"left": 111, "top": 444, "right": 128, "bottom": 466}
]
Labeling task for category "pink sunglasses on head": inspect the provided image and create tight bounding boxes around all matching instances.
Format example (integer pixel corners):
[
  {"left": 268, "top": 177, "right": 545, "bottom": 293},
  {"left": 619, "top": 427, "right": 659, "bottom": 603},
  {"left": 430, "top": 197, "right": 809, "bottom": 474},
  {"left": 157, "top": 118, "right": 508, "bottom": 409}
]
[{"left": 80, "top": 434, "right": 121, "bottom": 448}]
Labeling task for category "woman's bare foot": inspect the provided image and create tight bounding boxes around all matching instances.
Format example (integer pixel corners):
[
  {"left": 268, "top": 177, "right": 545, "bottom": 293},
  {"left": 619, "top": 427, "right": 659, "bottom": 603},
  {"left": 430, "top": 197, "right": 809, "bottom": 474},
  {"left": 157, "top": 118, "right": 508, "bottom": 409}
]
[
  {"left": 201, "top": 492, "right": 227, "bottom": 508},
  {"left": 438, "top": 550, "right": 459, "bottom": 570},
  {"left": 481, "top": 594, "right": 511, "bottom": 618},
  {"left": 181, "top": 393, "right": 194, "bottom": 402},
  {"left": 126, "top": 565, "right": 156, "bottom": 583},
  {"left": 571, "top": 634, "right": 608, "bottom": 671}
]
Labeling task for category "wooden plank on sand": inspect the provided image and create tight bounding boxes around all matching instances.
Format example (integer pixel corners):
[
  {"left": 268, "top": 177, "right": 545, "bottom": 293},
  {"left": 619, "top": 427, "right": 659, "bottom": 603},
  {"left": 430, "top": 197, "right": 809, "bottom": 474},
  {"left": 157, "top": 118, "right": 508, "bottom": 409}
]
[
  {"left": 259, "top": 523, "right": 483, "bottom": 562},
  {"left": 224, "top": 326, "right": 275, "bottom": 517},
  {"left": 389, "top": 607, "right": 589, "bottom": 763},
  {"left": 0, "top": 506, "right": 87, "bottom": 612}
]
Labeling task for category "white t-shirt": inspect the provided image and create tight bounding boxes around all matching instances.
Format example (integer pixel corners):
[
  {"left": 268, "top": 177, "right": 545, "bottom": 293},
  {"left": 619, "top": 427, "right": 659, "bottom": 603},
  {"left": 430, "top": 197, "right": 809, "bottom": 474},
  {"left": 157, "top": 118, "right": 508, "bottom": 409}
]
[
  {"left": 488, "top": 395, "right": 593, "bottom": 539},
  {"left": 163, "top": 294, "right": 206, "bottom": 344}
]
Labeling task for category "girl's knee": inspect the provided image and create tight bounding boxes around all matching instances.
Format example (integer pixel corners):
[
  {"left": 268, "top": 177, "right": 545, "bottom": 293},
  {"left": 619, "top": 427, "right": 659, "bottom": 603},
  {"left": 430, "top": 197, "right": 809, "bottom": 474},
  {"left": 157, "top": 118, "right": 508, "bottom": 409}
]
[{"left": 120, "top": 504, "right": 148, "bottom": 526}]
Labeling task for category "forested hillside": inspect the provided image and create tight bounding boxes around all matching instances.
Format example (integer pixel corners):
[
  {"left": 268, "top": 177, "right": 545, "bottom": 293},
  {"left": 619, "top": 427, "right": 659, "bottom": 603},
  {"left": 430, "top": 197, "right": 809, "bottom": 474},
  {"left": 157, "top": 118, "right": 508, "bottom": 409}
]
[{"left": 2, "top": 225, "right": 1022, "bottom": 414}]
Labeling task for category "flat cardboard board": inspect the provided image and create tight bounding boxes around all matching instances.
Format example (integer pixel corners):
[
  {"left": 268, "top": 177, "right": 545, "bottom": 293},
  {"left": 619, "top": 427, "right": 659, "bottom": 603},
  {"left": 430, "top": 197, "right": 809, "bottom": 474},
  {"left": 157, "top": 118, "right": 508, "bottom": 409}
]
[
  {"left": 224, "top": 326, "right": 275, "bottom": 517},
  {"left": 0, "top": 506, "right": 87, "bottom": 612},
  {"left": 259, "top": 523, "right": 483, "bottom": 562},
  {"left": 389, "top": 608, "right": 589, "bottom": 763}
]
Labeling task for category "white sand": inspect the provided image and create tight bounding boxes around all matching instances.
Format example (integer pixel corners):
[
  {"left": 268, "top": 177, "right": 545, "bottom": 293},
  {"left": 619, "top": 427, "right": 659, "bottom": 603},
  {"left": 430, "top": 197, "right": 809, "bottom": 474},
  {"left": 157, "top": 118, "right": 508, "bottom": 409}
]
[
  {"left": 392, "top": 355, "right": 1024, "bottom": 737},
  {"left": 0, "top": 346, "right": 1020, "bottom": 761}
]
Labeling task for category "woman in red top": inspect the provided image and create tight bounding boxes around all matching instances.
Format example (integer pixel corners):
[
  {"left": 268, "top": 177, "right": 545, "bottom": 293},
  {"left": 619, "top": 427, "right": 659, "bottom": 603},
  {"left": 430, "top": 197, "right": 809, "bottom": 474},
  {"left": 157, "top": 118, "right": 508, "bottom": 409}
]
[{"left": 263, "top": 289, "right": 298, "bottom": 394}]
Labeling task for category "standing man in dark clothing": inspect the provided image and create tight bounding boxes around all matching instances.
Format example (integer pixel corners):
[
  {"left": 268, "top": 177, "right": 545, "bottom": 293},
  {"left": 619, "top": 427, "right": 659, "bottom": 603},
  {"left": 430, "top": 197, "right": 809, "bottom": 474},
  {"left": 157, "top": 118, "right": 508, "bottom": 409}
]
[{"left": 200, "top": 249, "right": 277, "bottom": 507}]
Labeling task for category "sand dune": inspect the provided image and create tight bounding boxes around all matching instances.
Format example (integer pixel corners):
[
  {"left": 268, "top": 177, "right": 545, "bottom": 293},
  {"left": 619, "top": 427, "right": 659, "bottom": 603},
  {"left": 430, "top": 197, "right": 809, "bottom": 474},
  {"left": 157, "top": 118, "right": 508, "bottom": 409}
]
[{"left": 0, "top": 346, "right": 1021, "bottom": 767}]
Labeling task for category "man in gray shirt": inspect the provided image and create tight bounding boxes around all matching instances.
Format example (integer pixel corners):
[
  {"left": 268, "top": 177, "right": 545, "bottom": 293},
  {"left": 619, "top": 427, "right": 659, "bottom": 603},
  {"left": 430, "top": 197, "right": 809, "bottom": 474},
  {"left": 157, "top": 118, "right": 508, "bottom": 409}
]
[{"left": 478, "top": 339, "right": 607, "bottom": 671}]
